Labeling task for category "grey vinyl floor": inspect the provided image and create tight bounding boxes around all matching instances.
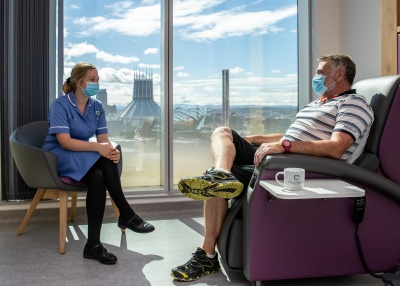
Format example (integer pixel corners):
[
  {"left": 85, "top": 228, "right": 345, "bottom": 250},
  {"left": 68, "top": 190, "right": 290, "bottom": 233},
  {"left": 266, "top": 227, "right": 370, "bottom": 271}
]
[{"left": 0, "top": 200, "right": 383, "bottom": 286}]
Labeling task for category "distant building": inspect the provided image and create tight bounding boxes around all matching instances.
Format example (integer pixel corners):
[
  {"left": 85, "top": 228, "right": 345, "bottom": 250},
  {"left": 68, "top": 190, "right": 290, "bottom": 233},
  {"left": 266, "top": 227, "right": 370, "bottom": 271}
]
[
  {"left": 97, "top": 89, "right": 107, "bottom": 106},
  {"left": 96, "top": 89, "right": 117, "bottom": 116},
  {"left": 107, "top": 68, "right": 208, "bottom": 138},
  {"left": 115, "top": 69, "right": 160, "bottom": 127}
]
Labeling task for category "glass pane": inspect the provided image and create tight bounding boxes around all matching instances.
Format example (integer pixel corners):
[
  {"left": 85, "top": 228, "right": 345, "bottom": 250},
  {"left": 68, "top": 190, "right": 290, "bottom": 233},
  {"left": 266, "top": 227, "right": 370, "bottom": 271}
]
[
  {"left": 173, "top": 0, "right": 298, "bottom": 182},
  {"left": 64, "top": 0, "right": 162, "bottom": 188}
]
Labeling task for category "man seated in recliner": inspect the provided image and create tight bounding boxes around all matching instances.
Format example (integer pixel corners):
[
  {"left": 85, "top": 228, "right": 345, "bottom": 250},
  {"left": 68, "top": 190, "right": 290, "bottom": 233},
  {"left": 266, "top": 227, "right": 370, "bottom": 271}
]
[{"left": 170, "top": 54, "right": 374, "bottom": 282}]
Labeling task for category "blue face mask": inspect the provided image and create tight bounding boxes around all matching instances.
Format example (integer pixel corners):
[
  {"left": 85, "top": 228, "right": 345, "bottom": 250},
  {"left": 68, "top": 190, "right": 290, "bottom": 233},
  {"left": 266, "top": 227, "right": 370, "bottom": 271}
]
[
  {"left": 312, "top": 70, "right": 338, "bottom": 96},
  {"left": 80, "top": 82, "right": 99, "bottom": 97},
  {"left": 312, "top": 75, "right": 328, "bottom": 96}
]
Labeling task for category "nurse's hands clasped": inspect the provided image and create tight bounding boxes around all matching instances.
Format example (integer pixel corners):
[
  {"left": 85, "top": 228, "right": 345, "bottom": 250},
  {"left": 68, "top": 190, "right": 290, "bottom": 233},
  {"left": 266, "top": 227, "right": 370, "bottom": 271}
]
[
  {"left": 107, "top": 147, "right": 120, "bottom": 164},
  {"left": 98, "top": 142, "right": 120, "bottom": 164}
]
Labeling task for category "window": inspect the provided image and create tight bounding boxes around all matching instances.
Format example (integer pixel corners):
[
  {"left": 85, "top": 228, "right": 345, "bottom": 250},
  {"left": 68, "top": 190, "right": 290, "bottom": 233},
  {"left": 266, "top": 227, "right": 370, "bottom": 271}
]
[
  {"left": 172, "top": 0, "right": 298, "bottom": 182},
  {"left": 63, "top": 0, "right": 162, "bottom": 189},
  {"left": 61, "top": 0, "right": 302, "bottom": 192}
]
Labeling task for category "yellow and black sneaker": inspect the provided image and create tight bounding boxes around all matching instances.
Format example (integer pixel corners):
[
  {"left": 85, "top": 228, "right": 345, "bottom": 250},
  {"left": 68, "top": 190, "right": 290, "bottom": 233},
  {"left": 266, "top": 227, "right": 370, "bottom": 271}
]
[
  {"left": 170, "top": 247, "right": 220, "bottom": 282},
  {"left": 178, "top": 168, "right": 244, "bottom": 200}
]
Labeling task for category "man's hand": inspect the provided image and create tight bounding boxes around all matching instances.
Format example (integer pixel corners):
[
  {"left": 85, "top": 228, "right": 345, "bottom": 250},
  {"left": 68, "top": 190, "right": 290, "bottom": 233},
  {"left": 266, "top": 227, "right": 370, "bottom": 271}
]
[{"left": 254, "top": 142, "right": 284, "bottom": 167}]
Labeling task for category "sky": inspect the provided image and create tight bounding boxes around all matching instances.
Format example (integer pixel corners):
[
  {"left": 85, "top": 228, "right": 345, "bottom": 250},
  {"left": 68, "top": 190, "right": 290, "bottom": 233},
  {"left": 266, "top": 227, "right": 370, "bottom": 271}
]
[{"left": 63, "top": 0, "right": 298, "bottom": 107}]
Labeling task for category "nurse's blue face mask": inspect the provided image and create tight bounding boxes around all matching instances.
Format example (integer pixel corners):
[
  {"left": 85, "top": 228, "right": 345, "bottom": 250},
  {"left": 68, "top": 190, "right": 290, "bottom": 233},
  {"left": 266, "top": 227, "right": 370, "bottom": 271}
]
[
  {"left": 80, "top": 82, "right": 99, "bottom": 97},
  {"left": 312, "top": 70, "right": 338, "bottom": 96}
]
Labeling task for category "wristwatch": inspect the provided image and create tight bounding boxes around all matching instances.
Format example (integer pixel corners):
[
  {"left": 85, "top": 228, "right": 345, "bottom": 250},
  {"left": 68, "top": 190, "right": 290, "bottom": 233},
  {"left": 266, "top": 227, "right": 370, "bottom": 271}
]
[{"left": 282, "top": 140, "right": 291, "bottom": 153}]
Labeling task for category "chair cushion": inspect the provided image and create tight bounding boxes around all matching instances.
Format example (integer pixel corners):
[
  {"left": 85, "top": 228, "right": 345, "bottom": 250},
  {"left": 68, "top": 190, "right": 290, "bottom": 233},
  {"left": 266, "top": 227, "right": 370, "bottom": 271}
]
[
  {"left": 379, "top": 86, "right": 400, "bottom": 184},
  {"left": 59, "top": 176, "right": 87, "bottom": 187}
]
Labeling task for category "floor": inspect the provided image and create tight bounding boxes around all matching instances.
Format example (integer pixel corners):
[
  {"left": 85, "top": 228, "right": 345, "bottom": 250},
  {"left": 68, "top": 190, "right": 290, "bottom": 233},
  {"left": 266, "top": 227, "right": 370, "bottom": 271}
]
[{"left": 0, "top": 200, "right": 385, "bottom": 286}]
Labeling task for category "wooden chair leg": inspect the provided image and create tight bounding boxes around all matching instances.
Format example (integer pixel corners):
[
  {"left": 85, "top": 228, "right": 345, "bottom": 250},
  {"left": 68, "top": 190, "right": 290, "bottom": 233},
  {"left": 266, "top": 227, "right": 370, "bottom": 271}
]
[
  {"left": 110, "top": 198, "right": 125, "bottom": 234},
  {"left": 17, "top": 188, "right": 46, "bottom": 235},
  {"left": 70, "top": 194, "right": 78, "bottom": 222},
  {"left": 110, "top": 198, "right": 120, "bottom": 218},
  {"left": 59, "top": 191, "right": 68, "bottom": 254}
]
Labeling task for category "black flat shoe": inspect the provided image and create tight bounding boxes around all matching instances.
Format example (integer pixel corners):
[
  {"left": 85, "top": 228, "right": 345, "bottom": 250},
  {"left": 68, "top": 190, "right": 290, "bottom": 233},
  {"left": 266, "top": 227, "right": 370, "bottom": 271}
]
[
  {"left": 83, "top": 243, "right": 118, "bottom": 265},
  {"left": 118, "top": 214, "right": 155, "bottom": 233}
]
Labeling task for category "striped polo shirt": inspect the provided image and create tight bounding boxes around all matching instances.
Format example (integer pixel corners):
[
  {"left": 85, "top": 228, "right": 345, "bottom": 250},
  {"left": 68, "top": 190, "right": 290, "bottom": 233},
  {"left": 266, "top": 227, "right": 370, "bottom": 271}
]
[{"left": 282, "top": 89, "right": 374, "bottom": 163}]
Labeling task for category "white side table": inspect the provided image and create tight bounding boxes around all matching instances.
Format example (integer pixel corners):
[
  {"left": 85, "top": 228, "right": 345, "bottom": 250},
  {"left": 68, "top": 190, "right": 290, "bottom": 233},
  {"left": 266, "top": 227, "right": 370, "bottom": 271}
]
[{"left": 260, "top": 179, "right": 365, "bottom": 200}]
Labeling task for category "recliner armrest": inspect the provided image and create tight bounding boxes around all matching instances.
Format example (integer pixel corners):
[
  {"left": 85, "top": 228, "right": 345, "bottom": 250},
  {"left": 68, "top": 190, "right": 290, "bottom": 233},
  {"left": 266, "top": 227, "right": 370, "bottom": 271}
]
[
  {"left": 257, "top": 154, "right": 400, "bottom": 203},
  {"left": 353, "top": 152, "right": 379, "bottom": 171}
]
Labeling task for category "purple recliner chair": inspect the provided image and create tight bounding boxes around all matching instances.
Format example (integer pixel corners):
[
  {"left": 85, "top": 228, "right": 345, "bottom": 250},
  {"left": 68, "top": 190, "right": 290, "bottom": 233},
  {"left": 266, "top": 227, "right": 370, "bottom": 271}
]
[{"left": 217, "top": 75, "right": 400, "bottom": 285}]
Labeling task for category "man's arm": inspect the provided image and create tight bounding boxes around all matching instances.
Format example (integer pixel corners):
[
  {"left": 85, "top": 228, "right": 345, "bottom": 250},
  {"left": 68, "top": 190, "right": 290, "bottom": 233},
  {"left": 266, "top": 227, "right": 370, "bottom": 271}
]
[
  {"left": 290, "top": 132, "right": 354, "bottom": 160},
  {"left": 253, "top": 131, "right": 354, "bottom": 167},
  {"left": 243, "top": 134, "right": 284, "bottom": 145}
]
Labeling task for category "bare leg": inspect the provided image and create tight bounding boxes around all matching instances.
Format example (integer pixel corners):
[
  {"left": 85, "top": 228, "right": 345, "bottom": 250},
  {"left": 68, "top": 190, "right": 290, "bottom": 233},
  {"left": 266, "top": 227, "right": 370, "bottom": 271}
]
[
  {"left": 201, "top": 127, "right": 237, "bottom": 254},
  {"left": 202, "top": 197, "right": 228, "bottom": 255},
  {"left": 171, "top": 128, "right": 237, "bottom": 280},
  {"left": 211, "top": 127, "right": 235, "bottom": 171}
]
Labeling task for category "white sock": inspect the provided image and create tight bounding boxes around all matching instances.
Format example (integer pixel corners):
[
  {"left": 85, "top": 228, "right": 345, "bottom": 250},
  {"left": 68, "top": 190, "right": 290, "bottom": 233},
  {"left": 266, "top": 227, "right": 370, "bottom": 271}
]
[
  {"left": 213, "top": 167, "right": 230, "bottom": 174},
  {"left": 206, "top": 252, "right": 216, "bottom": 258}
]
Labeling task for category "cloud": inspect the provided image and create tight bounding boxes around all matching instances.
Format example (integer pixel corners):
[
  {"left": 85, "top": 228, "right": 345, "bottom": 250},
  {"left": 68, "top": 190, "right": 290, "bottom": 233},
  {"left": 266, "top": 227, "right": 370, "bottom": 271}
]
[
  {"left": 271, "top": 70, "right": 282, "bottom": 73},
  {"left": 96, "top": 66, "right": 161, "bottom": 84},
  {"left": 138, "top": 63, "right": 161, "bottom": 69},
  {"left": 64, "top": 61, "right": 76, "bottom": 67},
  {"left": 174, "top": 0, "right": 226, "bottom": 17},
  {"left": 96, "top": 51, "right": 140, "bottom": 64},
  {"left": 64, "top": 42, "right": 141, "bottom": 64},
  {"left": 98, "top": 82, "right": 133, "bottom": 106},
  {"left": 64, "top": 42, "right": 99, "bottom": 58},
  {"left": 177, "top": 72, "right": 190, "bottom": 78},
  {"left": 74, "top": 2, "right": 160, "bottom": 37},
  {"left": 98, "top": 67, "right": 136, "bottom": 83},
  {"left": 105, "top": 1, "right": 135, "bottom": 13},
  {"left": 204, "top": 86, "right": 216, "bottom": 92},
  {"left": 229, "top": 66, "right": 245, "bottom": 75},
  {"left": 174, "top": 3, "right": 297, "bottom": 41},
  {"left": 174, "top": 66, "right": 185, "bottom": 71},
  {"left": 144, "top": 48, "right": 159, "bottom": 55},
  {"left": 74, "top": 16, "right": 107, "bottom": 26},
  {"left": 72, "top": 1, "right": 296, "bottom": 42}
]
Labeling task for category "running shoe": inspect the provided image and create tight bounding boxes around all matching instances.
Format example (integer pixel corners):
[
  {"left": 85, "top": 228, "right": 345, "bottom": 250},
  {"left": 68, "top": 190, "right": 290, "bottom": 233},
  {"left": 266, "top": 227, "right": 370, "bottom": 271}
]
[
  {"left": 170, "top": 247, "right": 220, "bottom": 282},
  {"left": 178, "top": 168, "right": 244, "bottom": 200}
]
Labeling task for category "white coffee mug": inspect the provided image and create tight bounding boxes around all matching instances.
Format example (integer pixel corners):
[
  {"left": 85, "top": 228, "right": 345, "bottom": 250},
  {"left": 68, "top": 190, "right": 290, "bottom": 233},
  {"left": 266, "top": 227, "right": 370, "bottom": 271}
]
[{"left": 275, "top": 168, "right": 305, "bottom": 191}]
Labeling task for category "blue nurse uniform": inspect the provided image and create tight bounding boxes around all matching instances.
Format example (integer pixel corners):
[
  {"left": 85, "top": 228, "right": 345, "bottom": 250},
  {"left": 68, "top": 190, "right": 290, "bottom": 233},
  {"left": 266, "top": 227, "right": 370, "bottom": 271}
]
[{"left": 42, "top": 92, "right": 108, "bottom": 181}]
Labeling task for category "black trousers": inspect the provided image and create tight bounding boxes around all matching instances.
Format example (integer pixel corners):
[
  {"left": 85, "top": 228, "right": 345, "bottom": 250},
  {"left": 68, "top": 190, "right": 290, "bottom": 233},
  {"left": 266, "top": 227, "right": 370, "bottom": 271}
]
[
  {"left": 81, "top": 156, "right": 135, "bottom": 247},
  {"left": 230, "top": 129, "right": 258, "bottom": 192}
]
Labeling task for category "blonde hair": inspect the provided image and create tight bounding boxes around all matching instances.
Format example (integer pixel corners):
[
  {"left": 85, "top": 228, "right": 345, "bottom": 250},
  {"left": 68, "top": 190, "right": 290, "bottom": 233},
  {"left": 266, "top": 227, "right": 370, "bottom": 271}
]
[{"left": 61, "top": 62, "right": 97, "bottom": 94}]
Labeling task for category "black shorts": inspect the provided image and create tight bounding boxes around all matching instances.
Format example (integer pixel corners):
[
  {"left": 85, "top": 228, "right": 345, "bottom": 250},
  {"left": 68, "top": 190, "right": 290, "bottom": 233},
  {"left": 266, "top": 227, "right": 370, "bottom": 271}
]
[{"left": 230, "top": 129, "right": 258, "bottom": 191}]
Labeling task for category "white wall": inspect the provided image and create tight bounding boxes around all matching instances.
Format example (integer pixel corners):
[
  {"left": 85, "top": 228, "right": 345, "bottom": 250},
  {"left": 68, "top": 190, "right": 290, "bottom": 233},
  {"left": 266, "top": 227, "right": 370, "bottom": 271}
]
[{"left": 314, "top": 0, "right": 381, "bottom": 82}]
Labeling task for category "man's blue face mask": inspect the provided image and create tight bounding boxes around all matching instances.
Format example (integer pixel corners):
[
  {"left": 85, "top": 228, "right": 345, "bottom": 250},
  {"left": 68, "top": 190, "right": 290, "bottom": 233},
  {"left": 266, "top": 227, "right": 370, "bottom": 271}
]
[
  {"left": 80, "top": 82, "right": 99, "bottom": 97},
  {"left": 312, "top": 70, "right": 338, "bottom": 96}
]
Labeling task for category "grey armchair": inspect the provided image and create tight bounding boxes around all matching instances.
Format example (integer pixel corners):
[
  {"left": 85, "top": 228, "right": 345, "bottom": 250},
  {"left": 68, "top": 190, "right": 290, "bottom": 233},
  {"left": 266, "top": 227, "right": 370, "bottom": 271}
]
[{"left": 9, "top": 121, "right": 123, "bottom": 254}]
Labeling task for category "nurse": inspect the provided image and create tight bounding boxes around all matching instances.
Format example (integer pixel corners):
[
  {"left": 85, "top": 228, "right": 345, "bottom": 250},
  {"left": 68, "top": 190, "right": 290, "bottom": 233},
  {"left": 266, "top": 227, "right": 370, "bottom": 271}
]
[{"left": 42, "top": 62, "right": 154, "bottom": 265}]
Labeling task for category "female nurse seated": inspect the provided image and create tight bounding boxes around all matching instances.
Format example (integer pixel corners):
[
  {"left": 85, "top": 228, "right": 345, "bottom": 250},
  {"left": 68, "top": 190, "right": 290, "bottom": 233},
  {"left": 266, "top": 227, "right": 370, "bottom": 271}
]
[{"left": 42, "top": 62, "right": 154, "bottom": 265}]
